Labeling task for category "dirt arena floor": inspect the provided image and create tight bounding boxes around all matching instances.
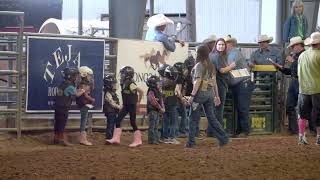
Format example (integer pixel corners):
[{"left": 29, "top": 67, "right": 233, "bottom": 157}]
[{"left": 0, "top": 131, "right": 319, "bottom": 180}]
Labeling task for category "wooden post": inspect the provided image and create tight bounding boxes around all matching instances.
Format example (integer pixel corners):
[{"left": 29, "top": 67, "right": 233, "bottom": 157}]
[{"left": 186, "top": 0, "right": 196, "bottom": 42}]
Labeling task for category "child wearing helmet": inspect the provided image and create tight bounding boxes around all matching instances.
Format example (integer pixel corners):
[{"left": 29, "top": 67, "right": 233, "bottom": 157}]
[
  {"left": 106, "top": 66, "right": 144, "bottom": 147},
  {"left": 53, "top": 67, "right": 84, "bottom": 146},
  {"left": 76, "top": 66, "right": 95, "bottom": 146},
  {"left": 158, "top": 64, "right": 180, "bottom": 144},
  {"left": 103, "top": 74, "right": 122, "bottom": 142},
  {"left": 146, "top": 75, "right": 165, "bottom": 144}
]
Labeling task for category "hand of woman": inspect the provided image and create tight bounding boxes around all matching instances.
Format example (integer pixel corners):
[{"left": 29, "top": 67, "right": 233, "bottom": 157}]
[
  {"left": 188, "top": 96, "right": 194, "bottom": 105},
  {"left": 214, "top": 96, "right": 221, "bottom": 106}
]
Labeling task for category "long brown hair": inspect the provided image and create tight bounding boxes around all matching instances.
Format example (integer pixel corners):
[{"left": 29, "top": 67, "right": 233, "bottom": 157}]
[
  {"left": 196, "top": 45, "right": 214, "bottom": 76},
  {"left": 213, "top": 38, "right": 228, "bottom": 67}
]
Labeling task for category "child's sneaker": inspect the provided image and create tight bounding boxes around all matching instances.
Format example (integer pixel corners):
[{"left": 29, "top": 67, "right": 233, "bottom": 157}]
[
  {"left": 171, "top": 138, "right": 181, "bottom": 145},
  {"left": 315, "top": 136, "right": 320, "bottom": 145},
  {"left": 298, "top": 135, "right": 308, "bottom": 145},
  {"left": 163, "top": 138, "right": 172, "bottom": 144}
]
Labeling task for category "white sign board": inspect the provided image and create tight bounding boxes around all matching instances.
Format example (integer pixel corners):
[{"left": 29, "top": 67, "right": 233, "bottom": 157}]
[{"left": 117, "top": 39, "right": 188, "bottom": 105}]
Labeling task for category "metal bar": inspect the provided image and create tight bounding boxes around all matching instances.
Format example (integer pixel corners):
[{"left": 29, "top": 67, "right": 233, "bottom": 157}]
[
  {"left": 0, "top": 89, "right": 18, "bottom": 93},
  {"left": 0, "top": 57, "right": 16, "bottom": 61},
  {"left": 78, "top": 0, "right": 83, "bottom": 35},
  {"left": 0, "top": 11, "right": 24, "bottom": 16},
  {"left": 0, "top": 51, "right": 19, "bottom": 56},
  {"left": 0, "top": 128, "right": 17, "bottom": 132},
  {"left": 24, "top": 32, "right": 118, "bottom": 42},
  {"left": 0, "top": 32, "right": 19, "bottom": 36},
  {"left": 105, "top": 55, "right": 117, "bottom": 60},
  {"left": 16, "top": 14, "right": 24, "bottom": 138},
  {"left": 0, "top": 109, "right": 18, "bottom": 112},
  {"left": 0, "top": 70, "right": 19, "bottom": 75}
]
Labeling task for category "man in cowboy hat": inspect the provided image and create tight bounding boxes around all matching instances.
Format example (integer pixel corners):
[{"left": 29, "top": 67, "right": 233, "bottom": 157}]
[
  {"left": 145, "top": 14, "right": 184, "bottom": 52},
  {"left": 249, "top": 35, "right": 283, "bottom": 67},
  {"left": 224, "top": 35, "right": 254, "bottom": 137},
  {"left": 202, "top": 34, "right": 217, "bottom": 52},
  {"left": 296, "top": 32, "right": 320, "bottom": 145},
  {"left": 271, "top": 36, "right": 316, "bottom": 135}
]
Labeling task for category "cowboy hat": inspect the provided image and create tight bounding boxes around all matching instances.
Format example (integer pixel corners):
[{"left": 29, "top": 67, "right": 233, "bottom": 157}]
[
  {"left": 147, "top": 14, "right": 174, "bottom": 28},
  {"left": 308, "top": 32, "right": 320, "bottom": 45},
  {"left": 202, "top": 34, "right": 217, "bottom": 44},
  {"left": 304, "top": 37, "right": 311, "bottom": 46},
  {"left": 224, "top": 35, "right": 237, "bottom": 43},
  {"left": 257, "top": 35, "right": 273, "bottom": 43},
  {"left": 287, "top": 36, "right": 304, "bottom": 48}
]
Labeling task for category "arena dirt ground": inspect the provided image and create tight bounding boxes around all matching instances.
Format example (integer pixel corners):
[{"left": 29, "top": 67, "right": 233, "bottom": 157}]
[{"left": 0, "top": 131, "right": 319, "bottom": 180}]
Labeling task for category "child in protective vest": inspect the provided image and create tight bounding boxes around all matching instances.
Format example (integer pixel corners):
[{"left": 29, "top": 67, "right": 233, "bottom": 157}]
[
  {"left": 76, "top": 66, "right": 95, "bottom": 146},
  {"left": 146, "top": 75, "right": 165, "bottom": 144},
  {"left": 106, "top": 66, "right": 144, "bottom": 147},
  {"left": 54, "top": 67, "right": 83, "bottom": 146},
  {"left": 103, "top": 74, "right": 122, "bottom": 143}
]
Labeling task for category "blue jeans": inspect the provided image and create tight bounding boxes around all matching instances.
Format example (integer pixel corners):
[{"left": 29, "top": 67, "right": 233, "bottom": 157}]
[
  {"left": 232, "top": 81, "right": 254, "bottom": 134},
  {"left": 105, "top": 113, "right": 117, "bottom": 139},
  {"left": 148, "top": 111, "right": 161, "bottom": 143},
  {"left": 162, "top": 105, "right": 178, "bottom": 139},
  {"left": 177, "top": 101, "right": 188, "bottom": 135},
  {"left": 207, "top": 80, "right": 227, "bottom": 136},
  {"left": 286, "top": 79, "right": 299, "bottom": 134},
  {"left": 187, "top": 90, "right": 229, "bottom": 147},
  {"left": 80, "top": 106, "right": 89, "bottom": 132}
]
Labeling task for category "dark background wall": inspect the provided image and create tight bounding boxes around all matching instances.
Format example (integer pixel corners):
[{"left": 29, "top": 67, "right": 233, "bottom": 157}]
[{"left": 0, "top": 0, "right": 62, "bottom": 30}]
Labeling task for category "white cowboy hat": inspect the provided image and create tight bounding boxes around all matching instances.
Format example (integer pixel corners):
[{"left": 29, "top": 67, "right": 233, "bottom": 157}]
[
  {"left": 287, "top": 36, "right": 304, "bottom": 48},
  {"left": 147, "top": 14, "right": 174, "bottom": 28},
  {"left": 308, "top": 32, "right": 320, "bottom": 45},
  {"left": 79, "top": 66, "right": 93, "bottom": 77},
  {"left": 224, "top": 35, "right": 237, "bottom": 43},
  {"left": 257, "top": 35, "right": 273, "bottom": 43},
  {"left": 202, "top": 34, "right": 217, "bottom": 44},
  {"left": 304, "top": 37, "right": 311, "bottom": 46}
]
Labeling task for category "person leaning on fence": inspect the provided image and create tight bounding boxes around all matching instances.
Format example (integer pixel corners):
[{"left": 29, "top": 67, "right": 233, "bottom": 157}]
[
  {"left": 53, "top": 67, "right": 84, "bottom": 146},
  {"left": 76, "top": 66, "right": 95, "bottom": 146},
  {"left": 146, "top": 75, "right": 165, "bottom": 145},
  {"left": 209, "top": 38, "right": 235, "bottom": 134},
  {"left": 185, "top": 45, "right": 229, "bottom": 148},
  {"left": 145, "top": 13, "right": 184, "bottom": 52},
  {"left": 283, "top": 0, "right": 308, "bottom": 43},
  {"left": 296, "top": 32, "right": 320, "bottom": 145},
  {"left": 224, "top": 35, "right": 254, "bottom": 137},
  {"left": 106, "top": 66, "right": 144, "bottom": 147},
  {"left": 103, "top": 74, "right": 122, "bottom": 143}
]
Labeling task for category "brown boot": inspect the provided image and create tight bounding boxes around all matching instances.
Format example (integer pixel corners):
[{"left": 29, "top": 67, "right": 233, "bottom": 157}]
[
  {"left": 58, "top": 132, "right": 72, "bottom": 146},
  {"left": 53, "top": 132, "right": 59, "bottom": 144},
  {"left": 79, "top": 131, "right": 92, "bottom": 146}
]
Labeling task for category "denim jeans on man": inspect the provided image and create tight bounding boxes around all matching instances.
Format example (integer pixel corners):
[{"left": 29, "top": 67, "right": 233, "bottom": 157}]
[
  {"left": 186, "top": 90, "right": 229, "bottom": 147},
  {"left": 148, "top": 111, "right": 161, "bottom": 143},
  {"left": 231, "top": 80, "right": 254, "bottom": 135},
  {"left": 105, "top": 113, "right": 117, "bottom": 140},
  {"left": 207, "top": 79, "right": 227, "bottom": 136},
  {"left": 162, "top": 105, "right": 178, "bottom": 139},
  {"left": 80, "top": 106, "right": 90, "bottom": 132}
]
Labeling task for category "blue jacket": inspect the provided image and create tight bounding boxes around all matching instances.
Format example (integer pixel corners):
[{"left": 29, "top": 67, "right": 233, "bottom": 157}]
[{"left": 283, "top": 15, "right": 308, "bottom": 43}]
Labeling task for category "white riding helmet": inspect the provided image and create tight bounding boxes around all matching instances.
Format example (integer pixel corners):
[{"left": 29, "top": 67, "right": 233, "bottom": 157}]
[{"left": 78, "top": 66, "right": 93, "bottom": 77}]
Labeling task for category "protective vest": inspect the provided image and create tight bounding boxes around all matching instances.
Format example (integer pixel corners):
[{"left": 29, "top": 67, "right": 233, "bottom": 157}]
[
  {"left": 147, "top": 88, "right": 162, "bottom": 113},
  {"left": 55, "top": 81, "right": 73, "bottom": 108},
  {"left": 103, "top": 90, "right": 120, "bottom": 114},
  {"left": 162, "top": 79, "right": 177, "bottom": 107},
  {"left": 121, "top": 80, "right": 138, "bottom": 105}
]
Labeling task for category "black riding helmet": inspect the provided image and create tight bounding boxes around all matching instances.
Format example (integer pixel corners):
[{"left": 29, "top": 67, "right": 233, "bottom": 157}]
[
  {"left": 158, "top": 64, "right": 169, "bottom": 77},
  {"left": 164, "top": 65, "right": 179, "bottom": 81},
  {"left": 103, "top": 74, "right": 117, "bottom": 90},
  {"left": 63, "top": 67, "right": 79, "bottom": 81},
  {"left": 184, "top": 56, "right": 196, "bottom": 70},
  {"left": 119, "top": 66, "right": 135, "bottom": 80},
  {"left": 146, "top": 75, "right": 160, "bottom": 89}
]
